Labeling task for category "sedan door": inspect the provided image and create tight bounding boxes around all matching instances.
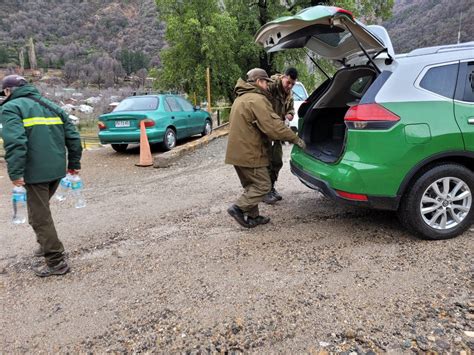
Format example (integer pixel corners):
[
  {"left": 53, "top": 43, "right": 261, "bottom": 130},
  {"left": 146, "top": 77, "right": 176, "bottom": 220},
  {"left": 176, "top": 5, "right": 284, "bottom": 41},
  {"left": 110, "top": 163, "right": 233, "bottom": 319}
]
[
  {"left": 164, "top": 96, "right": 189, "bottom": 139},
  {"left": 176, "top": 97, "right": 203, "bottom": 135}
]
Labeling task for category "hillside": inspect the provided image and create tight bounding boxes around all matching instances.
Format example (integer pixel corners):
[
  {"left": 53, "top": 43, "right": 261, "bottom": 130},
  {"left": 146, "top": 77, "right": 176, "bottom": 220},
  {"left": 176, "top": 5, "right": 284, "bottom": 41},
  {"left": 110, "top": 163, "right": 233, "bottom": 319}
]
[
  {"left": 0, "top": 0, "right": 164, "bottom": 69},
  {"left": 384, "top": 0, "right": 474, "bottom": 53}
]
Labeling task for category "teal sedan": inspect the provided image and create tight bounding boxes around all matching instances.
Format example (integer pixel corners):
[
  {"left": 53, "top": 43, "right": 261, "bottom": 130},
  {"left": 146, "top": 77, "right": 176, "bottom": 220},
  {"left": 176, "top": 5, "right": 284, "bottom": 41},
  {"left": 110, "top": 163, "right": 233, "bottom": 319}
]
[{"left": 98, "top": 94, "right": 212, "bottom": 152}]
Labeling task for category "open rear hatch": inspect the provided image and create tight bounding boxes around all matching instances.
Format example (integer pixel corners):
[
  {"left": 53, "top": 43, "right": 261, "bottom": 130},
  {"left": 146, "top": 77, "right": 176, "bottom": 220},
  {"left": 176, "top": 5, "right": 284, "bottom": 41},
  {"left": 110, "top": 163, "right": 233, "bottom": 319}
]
[{"left": 255, "top": 6, "right": 393, "bottom": 163}]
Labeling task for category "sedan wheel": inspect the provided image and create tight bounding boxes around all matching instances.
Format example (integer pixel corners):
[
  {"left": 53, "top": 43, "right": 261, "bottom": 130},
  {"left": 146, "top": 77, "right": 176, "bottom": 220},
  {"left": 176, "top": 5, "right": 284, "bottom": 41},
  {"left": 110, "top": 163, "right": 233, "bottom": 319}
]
[
  {"left": 162, "top": 128, "right": 176, "bottom": 151},
  {"left": 202, "top": 119, "right": 212, "bottom": 136}
]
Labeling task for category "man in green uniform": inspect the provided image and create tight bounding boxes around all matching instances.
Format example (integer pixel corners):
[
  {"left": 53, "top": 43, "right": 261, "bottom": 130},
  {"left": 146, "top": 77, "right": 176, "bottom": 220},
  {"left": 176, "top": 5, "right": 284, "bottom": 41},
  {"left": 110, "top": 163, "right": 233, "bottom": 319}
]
[
  {"left": 225, "top": 68, "right": 305, "bottom": 228},
  {"left": 1, "top": 75, "right": 82, "bottom": 277},
  {"left": 264, "top": 67, "right": 298, "bottom": 204}
]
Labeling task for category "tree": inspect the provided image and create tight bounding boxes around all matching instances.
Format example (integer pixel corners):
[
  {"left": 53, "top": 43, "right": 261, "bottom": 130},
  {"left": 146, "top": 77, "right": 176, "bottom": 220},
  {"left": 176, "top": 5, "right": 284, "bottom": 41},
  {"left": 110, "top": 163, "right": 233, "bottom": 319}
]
[{"left": 155, "top": 0, "right": 241, "bottom": 102}]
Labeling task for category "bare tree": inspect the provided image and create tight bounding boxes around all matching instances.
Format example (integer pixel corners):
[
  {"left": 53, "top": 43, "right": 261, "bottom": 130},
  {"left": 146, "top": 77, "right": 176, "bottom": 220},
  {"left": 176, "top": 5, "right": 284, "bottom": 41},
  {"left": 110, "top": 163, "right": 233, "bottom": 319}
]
[{"left": 28, "top": 37, "right": 37, "bottom": 70}]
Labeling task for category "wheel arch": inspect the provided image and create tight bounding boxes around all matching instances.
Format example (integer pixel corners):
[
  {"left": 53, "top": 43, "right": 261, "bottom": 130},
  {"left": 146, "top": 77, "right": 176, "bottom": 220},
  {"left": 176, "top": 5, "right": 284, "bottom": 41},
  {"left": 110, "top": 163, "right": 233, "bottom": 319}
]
[{"left": 398, "top": 151, "right": 474, "bottom": 197}]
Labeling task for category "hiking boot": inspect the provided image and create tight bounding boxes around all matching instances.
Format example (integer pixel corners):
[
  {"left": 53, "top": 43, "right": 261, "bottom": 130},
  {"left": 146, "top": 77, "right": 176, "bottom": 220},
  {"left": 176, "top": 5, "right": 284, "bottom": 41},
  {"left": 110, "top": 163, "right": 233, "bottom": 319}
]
[
  {"left": 33, "top": 246, "right": 44, "bottom": 257},
  {"left": 34, "top": 261, "right": 70, "bottom": 277},
  {"left": 271, "top": 188, "right": 283, "bottom": 201},
  {"left": 263, "top": 191, "right": 279, "bottom": 205},
  {"left": 249, "top": 215, "right": 270, "bottom": 225},
  {"left": 227, "top": 204, "right": 257, "bottom": 228}
]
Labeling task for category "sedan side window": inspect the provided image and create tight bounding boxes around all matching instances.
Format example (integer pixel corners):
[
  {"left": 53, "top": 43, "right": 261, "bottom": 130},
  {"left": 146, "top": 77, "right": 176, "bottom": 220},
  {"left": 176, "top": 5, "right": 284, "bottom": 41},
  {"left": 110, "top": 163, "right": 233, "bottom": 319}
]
[
  {"left": 463, "top": 62, "right": 474, "bottom": 103},
  {"left": 176, "top": 97, "right": 194, "bottom": 112},
  {"left": 420, "top": 63, "right": 458, "bottom": 99},
  {"left": 165, "top": 97, "right": 182, "bottom": 112}
]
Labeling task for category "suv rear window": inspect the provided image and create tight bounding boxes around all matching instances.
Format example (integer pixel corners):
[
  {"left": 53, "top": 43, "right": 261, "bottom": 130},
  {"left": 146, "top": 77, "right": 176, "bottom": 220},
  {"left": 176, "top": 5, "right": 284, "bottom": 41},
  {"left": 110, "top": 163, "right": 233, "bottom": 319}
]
[
  {"left": 114, "top": 97, "right": 159, "bottom": 112},
  {"left": 420, "top": 63, "right": 458, "bottom": 99}
]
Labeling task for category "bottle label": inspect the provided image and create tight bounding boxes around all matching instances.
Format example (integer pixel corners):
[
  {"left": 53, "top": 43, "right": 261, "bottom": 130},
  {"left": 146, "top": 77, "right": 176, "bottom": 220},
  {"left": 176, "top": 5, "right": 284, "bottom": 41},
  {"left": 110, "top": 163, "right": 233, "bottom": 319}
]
[
  {"left": 12, "top": 193, "right": 27, "bottom": 202},
  {"left": 61, "top": 178, "right": 71, "bottom": 188},
  {"left": 71, "top": 181, "right": 83, "bottom": 190}
]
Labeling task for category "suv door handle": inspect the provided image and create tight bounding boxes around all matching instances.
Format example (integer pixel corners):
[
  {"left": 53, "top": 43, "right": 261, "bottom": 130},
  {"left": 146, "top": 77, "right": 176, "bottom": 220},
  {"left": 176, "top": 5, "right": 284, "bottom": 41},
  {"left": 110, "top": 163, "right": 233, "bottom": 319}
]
[{"left": 468, "top": 118, "right": 474, "bottom": 124}]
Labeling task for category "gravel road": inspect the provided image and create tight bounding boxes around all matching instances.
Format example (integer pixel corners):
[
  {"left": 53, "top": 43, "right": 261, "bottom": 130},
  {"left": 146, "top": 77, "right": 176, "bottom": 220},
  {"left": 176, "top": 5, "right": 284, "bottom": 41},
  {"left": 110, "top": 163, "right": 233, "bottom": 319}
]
[{"left": 0, "top": 138, "right": 473, "bottom": 353}]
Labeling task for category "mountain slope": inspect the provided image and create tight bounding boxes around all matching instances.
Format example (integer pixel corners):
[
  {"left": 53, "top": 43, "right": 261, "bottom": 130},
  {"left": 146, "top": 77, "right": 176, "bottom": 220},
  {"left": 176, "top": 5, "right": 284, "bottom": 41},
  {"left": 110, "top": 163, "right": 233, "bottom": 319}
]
[
  {"left": 0, "top": 0, "right": 164, "bottom": 67},
  {"left": 383, "top": 0, "right": 474, "bottom": 53}
]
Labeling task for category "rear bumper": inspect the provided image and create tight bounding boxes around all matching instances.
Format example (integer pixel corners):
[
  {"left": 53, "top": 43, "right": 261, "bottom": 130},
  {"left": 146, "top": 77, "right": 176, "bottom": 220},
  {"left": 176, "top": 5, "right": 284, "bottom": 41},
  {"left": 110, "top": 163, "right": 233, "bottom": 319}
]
[
  {"left": 290, "top": 161, "right": 400, "bottom": 210},
  {"left": 98, "top": 128, "right": 165, "bottom": 144}
]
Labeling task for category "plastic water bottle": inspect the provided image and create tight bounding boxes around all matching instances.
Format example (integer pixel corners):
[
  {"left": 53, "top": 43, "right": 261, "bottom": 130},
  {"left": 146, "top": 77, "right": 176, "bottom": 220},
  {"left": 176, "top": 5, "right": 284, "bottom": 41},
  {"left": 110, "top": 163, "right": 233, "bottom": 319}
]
[
  {"left": 70, "top": 174, "right": 86, "bottom": 209},
  {"left": 55, "top": 174, "right": 72, "bottom": 201},
  {"left": 12, "top": 186, "right": 27, "bottom": 224}
]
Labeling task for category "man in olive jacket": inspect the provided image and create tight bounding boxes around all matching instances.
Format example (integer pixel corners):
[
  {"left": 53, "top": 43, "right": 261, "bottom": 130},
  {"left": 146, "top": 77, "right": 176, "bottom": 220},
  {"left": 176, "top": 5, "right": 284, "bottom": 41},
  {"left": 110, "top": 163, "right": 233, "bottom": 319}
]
[
  {"left": 265, "top": 67, "right": 298, "bottom": 204},
  {"left": 225, "top": 68, "right": 305, "bottom": 228},
  {"left": 0, "top": 75, "right": 82, "bottom": 277}
]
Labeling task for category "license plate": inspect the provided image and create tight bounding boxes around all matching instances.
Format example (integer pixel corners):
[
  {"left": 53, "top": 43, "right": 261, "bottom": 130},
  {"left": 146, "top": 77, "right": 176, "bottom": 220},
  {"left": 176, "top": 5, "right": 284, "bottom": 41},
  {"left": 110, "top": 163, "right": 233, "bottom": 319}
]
[{"left": 115, "top": 120, "right": 130, "bottom": 128}]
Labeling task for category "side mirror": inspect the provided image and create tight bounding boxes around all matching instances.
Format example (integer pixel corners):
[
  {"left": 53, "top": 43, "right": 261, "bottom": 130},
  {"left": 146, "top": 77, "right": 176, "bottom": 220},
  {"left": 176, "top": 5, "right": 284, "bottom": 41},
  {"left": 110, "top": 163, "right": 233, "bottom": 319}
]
[{"left": 194, "top": 105, "right": 201, "bottom": 111}]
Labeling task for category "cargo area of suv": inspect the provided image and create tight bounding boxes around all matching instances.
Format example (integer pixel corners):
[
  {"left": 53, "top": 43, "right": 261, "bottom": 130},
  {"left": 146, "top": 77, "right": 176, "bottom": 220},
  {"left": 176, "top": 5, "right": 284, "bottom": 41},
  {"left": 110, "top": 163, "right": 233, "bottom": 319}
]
[{"left": 299, "top": 66, "right": 377, "bottom": 163}]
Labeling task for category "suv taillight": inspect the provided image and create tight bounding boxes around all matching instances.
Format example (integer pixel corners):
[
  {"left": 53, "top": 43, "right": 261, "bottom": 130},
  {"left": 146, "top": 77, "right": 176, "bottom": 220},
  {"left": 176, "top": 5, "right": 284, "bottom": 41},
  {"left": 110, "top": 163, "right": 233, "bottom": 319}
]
[{"left": 344, "top": 103, "right": 399, "bottom": 130}]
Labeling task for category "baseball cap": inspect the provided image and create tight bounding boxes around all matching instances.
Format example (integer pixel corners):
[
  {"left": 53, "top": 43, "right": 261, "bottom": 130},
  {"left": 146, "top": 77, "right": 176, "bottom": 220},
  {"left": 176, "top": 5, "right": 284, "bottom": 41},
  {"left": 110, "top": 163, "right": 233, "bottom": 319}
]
[
  {"left": 0, "top": 75, "right": 27, "bottom": 96},
  {"left": 246, "top": 68, "right": 273, "bottom": 83}
]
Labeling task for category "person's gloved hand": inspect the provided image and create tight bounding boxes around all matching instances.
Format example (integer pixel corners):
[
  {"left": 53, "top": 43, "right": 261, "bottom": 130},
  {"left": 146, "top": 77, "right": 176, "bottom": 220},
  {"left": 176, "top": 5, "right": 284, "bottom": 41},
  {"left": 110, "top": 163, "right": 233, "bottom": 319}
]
[{"left": 295, "top": 138, "right": 306, "bottom": 150}]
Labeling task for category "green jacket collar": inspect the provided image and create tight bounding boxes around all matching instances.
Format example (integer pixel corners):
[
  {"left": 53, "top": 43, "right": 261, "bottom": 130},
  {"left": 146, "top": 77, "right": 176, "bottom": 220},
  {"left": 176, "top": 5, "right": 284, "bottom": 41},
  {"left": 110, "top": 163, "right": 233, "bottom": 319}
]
[{"left": 1, "top": 84, "right": 40, "bottom": 106}]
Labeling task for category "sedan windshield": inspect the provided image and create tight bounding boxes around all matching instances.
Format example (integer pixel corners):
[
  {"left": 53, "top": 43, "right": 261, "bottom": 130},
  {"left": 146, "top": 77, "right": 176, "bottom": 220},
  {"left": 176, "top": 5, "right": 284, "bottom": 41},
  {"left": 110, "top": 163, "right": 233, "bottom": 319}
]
[{"left": 114, "top": 97, "right": 159, "bottom": 112}]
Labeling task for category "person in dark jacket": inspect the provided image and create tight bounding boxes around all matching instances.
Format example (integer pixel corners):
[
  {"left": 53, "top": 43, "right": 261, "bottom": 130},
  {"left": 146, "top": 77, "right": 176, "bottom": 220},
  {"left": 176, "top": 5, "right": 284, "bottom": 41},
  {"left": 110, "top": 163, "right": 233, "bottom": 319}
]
[
  {"left": 264, "top": 67, "right": 298, "bottom": 204},
  {"left": 0, "top": 75, "right": 82, "bottom": 277},
  {"left": 225, "top": 68, "right": 305, "bottom": 228}
]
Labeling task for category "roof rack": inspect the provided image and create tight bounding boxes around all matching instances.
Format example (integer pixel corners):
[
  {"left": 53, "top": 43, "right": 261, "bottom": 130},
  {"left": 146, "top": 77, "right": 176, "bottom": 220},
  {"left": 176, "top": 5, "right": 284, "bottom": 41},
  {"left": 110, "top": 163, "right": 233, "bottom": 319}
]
[{"left": 407, "top": 41, "right": 474, "bottom": 57}]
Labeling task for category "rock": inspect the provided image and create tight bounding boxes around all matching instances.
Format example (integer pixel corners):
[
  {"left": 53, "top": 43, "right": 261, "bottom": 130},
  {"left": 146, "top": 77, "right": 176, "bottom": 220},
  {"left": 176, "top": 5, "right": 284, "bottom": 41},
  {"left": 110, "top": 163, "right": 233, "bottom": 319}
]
[
  {"left": 435, "top": 339, "right": 450, "bottom": 350},
  {"left": 319, "top": 341, "right": 330, "bottom": 347},
  {"left": 464, "top": 331, "right": 474, "bottom": 338},
  {"left": 345, "top": 330, "right": 356, "bottom": 339},
  {"left": 402, "top": 339, "right": 412, "bottom": 349},
  {"left": 427, "top": 335, "right": 436, "bottom": 342}
]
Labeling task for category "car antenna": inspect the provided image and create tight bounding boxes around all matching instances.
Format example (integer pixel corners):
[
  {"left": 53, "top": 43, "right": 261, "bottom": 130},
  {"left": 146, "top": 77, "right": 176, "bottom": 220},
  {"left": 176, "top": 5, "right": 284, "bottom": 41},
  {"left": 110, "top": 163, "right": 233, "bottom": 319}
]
[{"left": 303, "top": 49, "right": 331, "bottom": 80}]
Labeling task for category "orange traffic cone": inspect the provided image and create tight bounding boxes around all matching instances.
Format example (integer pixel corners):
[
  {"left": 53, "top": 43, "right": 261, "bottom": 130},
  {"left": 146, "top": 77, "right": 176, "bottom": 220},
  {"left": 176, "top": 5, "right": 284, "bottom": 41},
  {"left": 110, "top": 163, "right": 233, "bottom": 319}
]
[{"left": 135, "top": 120, "right": 153, "bottom": 167}]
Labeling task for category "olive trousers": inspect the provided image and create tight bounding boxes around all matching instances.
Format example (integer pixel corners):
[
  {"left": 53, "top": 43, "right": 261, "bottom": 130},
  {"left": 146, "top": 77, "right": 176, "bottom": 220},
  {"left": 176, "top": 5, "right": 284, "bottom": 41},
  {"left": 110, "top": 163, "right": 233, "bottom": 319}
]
[
  {"left": 26, "top": 180, "right": 65, "bottom": 266},
  {"left": 234, "top": 166, "right": 272, "bottom": 218},
  {"left": 268, "top": 141, "right": 283, "bottom": 186}
]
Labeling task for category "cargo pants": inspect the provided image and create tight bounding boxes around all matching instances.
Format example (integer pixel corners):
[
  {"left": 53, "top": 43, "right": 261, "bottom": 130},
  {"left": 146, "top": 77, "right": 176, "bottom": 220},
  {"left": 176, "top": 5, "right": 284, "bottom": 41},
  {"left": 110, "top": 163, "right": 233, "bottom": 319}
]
[
  {"left": 234, "top": 166, "right": 272, "bottom": 218},
  {"left": 26, "top": 180, "right": 65, "bottom": 266},
  {"left": 268, "top": 141, "right": 283, "bottom": 187}
]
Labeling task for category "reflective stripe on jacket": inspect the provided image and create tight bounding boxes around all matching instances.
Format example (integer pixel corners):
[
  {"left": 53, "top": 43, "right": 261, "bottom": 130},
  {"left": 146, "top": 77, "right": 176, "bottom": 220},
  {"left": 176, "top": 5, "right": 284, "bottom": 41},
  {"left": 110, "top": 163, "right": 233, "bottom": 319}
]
[{"left": 0, "top": 84, "right": 82, "bottom": 183}]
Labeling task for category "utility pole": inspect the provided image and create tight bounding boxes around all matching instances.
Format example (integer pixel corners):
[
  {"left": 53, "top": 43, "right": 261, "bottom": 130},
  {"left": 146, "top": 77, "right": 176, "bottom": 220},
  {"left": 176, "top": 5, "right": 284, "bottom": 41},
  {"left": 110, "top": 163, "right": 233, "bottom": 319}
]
[
  {"left": 206, "top": 67, "right": 212, "bottom": 114},
  {"left": 457, "top": 12, "right": 462, "bottom": 44}
]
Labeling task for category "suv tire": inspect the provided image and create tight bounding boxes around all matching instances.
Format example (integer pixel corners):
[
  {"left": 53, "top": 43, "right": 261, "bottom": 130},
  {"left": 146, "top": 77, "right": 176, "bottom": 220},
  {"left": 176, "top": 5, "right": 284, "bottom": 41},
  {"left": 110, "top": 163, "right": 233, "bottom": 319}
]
[{"left": 398, "top": 163, "right": 474, "bottom": 240}]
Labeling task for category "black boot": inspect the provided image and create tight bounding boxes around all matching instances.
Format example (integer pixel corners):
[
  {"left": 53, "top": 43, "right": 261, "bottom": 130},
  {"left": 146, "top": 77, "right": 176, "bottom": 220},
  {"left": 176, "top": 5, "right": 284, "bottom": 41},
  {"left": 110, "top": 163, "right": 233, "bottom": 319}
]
[{"left": 227, "top": 204, "right": 257, "bottom": 228}]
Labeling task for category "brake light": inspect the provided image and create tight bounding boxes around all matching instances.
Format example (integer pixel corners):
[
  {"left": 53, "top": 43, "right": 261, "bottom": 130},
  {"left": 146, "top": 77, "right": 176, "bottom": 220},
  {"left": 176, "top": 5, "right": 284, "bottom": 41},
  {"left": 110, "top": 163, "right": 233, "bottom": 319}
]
[
  {"left": 335, "top": 190, "right": 368, "bottom": 201},
  {"left": 143, "top": 119, "right": 155, "bottom": 128},
  {"left": 344, "top": 103, "right": 399, "bottom": 130},
  {"left": 334, "top": 7, "right": 354, "bottom": 18},
  {"left": 98, "top": 121, "right": 106, "bottom": 130}
]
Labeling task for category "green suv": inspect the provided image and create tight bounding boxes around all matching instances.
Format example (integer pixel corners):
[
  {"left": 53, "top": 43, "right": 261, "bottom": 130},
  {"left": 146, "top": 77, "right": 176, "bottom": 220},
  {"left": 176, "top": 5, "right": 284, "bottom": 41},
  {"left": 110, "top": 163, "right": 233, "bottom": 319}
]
[
  {"left": 256, "top": 6, "right": 474, "bottom": 239},
  {"left": 98, "top": 94, "right": 212, "bottom": 152}
]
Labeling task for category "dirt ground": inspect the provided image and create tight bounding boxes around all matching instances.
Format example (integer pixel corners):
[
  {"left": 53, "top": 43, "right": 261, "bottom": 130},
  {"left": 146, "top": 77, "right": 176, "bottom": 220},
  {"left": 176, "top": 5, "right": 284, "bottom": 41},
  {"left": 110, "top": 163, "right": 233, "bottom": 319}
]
[{"left": 0, "top": 138, "right": 473, "bottom": 353}]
